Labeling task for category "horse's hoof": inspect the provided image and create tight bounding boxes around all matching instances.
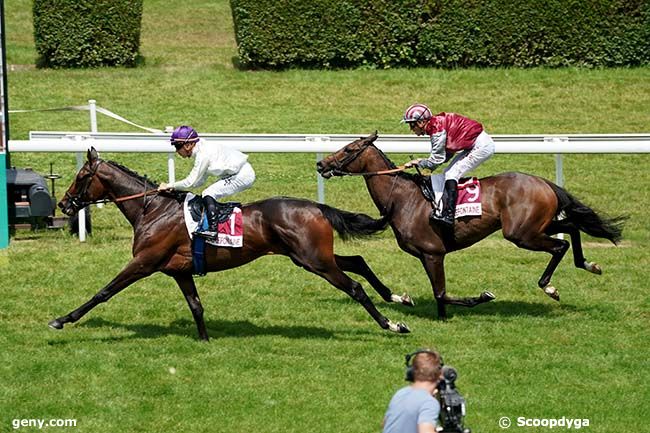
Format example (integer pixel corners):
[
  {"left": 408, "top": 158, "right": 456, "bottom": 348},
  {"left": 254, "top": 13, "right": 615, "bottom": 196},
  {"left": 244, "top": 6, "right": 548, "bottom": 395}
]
[
  {"left": 402, "top": 293, "right": 415, "bottom": 307},
  {"left": 48, "top": 319, "right": 64, "bottom": 330},
  {"left": 543, "top": 285, "right": 560, "bottom": 302},
  {"left": 397, "top": 322, "right": 411, "bottom": 333},
  {"left": 387, "top": 320, "right": 411, "bottom": 333},
  {"left": 481, "top": 291, "right": 496, "bottom": 301},
  {"left": 584, "top": 261, "right": 602, "bottom": 275}
]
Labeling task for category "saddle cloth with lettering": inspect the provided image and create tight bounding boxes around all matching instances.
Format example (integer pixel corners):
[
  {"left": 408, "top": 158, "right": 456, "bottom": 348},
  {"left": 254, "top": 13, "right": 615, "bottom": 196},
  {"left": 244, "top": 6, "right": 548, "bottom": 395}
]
[
  {"left": 429, "top": 174, "right": 482, "bottom": 218},
  {"left": 183, "top": 193, "right": 243, "bottom": 247}
]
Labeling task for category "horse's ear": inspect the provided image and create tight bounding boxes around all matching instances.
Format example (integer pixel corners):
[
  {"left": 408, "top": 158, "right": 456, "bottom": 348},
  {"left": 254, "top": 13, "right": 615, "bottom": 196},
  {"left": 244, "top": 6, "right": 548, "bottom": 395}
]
[
  {"left": 368, "top": 131, "right": 378, "bottom": 143},
  {"left": 87, "top": 147, "right": 99, "bottom": 162}
]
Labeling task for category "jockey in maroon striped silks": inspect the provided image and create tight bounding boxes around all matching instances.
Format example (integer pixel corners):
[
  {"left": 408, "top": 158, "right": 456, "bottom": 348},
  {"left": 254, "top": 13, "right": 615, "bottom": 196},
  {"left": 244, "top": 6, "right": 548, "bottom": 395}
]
[{"left": 402, "top": 104, "right": 495, "bottom": 228}]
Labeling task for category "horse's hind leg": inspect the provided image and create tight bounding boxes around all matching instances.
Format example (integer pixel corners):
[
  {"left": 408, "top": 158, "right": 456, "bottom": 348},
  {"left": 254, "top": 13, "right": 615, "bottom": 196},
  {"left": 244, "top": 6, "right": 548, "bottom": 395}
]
[
  {"left": 334, "top": 255, "right": 414, "bottom": 306},
  {"left": 507, "top": 231, "right": 570, "bottom": 301},
  {"left": 173, "top": 274, "right": 209, "bottom": 341},
  {"left": 292, "top": 253, "right": 410, "bottom": 333},
  {"left": 546, "top": 220, "right": 602, "bottom": 275}
]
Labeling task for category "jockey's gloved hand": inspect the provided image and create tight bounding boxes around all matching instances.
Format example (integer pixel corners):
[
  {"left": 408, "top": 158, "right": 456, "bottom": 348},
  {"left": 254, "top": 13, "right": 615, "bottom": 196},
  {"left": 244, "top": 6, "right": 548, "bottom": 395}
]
[{"left": 405, "top": 159, "right": 422, "bottom": 168}]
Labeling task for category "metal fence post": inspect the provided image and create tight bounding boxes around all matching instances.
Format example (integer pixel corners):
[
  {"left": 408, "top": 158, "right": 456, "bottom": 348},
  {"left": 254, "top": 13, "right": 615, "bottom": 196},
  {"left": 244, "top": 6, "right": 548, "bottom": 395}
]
[
  {"left": 0, "top": 152, "right": 7, "bottom": 248},
  {"left": 89, "top": 99, "right": 98, "bottom": 133},
  {"left": 307, "top": 136, "right": 330, "bottom": 204},
  {"left": 167, "top": 152, "right": 175, "bottom": 183},
  {"left": 73, "top": 99, "right": 99, "bottom": 242},
  {"left": 316, "top": 153, "right": 325, "bottom": 204},
  {"left": 555, "top": 153, "right": 564, "bottom": 188},
  {"left": 75, "top": 152, "right": 86, "bottom": 242},
  {"left": 546, "top": 136, "right": 567, "bottom": 240}
]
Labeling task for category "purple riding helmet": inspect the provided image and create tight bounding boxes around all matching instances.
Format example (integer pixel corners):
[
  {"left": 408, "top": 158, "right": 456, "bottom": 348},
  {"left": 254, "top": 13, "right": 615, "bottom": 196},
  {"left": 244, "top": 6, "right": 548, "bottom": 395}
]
[{"left": 170, "top": 125, "right": 199, "bottom": 146}]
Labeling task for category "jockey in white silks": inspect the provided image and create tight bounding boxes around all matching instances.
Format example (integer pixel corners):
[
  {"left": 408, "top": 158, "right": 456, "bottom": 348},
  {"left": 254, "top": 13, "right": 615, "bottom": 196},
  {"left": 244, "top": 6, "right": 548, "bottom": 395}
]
[{"left": 158, "top": 125, "right": 255, "bottom": 238}]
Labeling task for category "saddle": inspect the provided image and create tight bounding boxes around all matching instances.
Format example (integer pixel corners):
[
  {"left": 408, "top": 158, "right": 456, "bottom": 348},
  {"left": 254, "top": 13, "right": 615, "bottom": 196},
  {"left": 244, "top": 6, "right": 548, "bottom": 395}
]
[
  {"left": 187, "top": 195, "right": 241, "bottom": 224},
  {"left": 415, "top": 175, "right": 475, "bottom": 204},
  {"left": 415, "top": 174, "right": 435, "bottom": 202}
]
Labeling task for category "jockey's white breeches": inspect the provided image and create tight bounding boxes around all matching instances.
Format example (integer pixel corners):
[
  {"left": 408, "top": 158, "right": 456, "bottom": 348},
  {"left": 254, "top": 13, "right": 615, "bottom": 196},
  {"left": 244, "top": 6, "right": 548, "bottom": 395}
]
[
  {"left": 202, "top": 162, "right": 255, "bottom": 200},
  {"left": 443, "top": 131, "right": 495, "bottom": 181}
]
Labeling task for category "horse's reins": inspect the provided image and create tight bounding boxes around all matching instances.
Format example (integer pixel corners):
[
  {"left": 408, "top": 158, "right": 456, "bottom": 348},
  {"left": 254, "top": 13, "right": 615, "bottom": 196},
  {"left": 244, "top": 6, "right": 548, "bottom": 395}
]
[
  {"left": 332, "top": 166, "right": 407, "bottom": 176},
  {"left": 328, "top": 141, "right": 409, "bottom": 177},
  {"left": 65, "top": 159, "right": 160, "bottom": 208},
  {"left": 326, "top": 141, "right": 405, "bottom": 215},
  {"left": 112, "top": 189, "right": 160, "bottom": 203},
  {"left": 70, "top": 189, "right": 160, "bottom": 208}
]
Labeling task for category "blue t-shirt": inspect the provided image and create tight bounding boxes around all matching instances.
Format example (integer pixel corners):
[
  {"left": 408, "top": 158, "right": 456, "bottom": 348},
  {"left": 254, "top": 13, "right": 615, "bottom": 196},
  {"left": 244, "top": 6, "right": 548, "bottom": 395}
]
[{"left": 383, "top": 386, "right": 440, "bottom": 433}]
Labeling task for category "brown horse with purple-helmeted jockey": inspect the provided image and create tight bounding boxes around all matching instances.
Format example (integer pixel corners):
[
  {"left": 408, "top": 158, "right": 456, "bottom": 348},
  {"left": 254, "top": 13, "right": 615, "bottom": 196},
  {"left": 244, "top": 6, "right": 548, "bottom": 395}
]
[
  {"left": 50, "top": 148, "right": 415, "bottom": 341},
  {"left": 316, "top": 132, "right": 626, "bottom": 320}
]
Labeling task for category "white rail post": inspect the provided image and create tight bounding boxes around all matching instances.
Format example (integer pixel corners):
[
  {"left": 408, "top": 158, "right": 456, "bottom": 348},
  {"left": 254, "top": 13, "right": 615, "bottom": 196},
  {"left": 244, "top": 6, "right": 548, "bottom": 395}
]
[
  {"left": 75, "top": 152, "right": 86, "bottom": 242},
  {"left": 316, "top": 153, "right": 325, "bottom": 203},
  {"left": 547, "top": 136, "right": 567, "bottom": 240},
  {"left": 165, "top": 126, "right": 175, "bottom": 183},
  {"left": 167, "top": 153, "right": 175, "bottom": 183},
  {"left": 89, "top": 100, "right": 104, "bottom": 212},
  {"left": 89, "top": 99, "right": 98, "bottom": 133},
  {"left": 307, "top": 135, "right": 330, "bottom": 204}
]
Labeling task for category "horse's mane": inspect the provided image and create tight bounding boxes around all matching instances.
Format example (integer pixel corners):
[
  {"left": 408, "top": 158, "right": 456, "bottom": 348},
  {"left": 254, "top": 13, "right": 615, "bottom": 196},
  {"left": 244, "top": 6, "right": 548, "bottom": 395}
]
[
  {"left": 105, "top": 159, "right": 187, "bottom": 201},
  {"left": 106, "top": 160, "right": 158, "bottom": 187}
]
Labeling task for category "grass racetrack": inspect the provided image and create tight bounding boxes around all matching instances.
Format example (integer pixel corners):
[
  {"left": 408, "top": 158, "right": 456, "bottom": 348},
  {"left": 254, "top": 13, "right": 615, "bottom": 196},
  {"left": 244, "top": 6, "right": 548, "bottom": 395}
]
[{"left": 1, "top": 1, "right": 649, "bottom": 432}]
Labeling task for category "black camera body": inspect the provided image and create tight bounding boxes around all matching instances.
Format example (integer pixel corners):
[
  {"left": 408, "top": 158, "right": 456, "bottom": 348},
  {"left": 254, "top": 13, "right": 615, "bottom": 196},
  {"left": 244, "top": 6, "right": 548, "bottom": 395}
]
[{"left": 437, "top": 366, "right": 471, "bottom": 433}]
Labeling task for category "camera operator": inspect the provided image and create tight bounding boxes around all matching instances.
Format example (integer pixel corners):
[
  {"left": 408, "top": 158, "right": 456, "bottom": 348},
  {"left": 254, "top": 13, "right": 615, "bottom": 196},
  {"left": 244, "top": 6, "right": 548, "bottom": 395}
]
[{"left": 381, "top": 349, "right": 443, "bottom": 433}]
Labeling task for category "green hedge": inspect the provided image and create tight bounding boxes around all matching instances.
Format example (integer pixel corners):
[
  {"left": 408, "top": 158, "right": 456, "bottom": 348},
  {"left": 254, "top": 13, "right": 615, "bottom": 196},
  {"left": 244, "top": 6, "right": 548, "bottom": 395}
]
[
  {"left": 230, "top": 0, "right": 650, "bottom": 69},
  {"left": 33, "top": 0, "right": 143, "bottom": 68}
]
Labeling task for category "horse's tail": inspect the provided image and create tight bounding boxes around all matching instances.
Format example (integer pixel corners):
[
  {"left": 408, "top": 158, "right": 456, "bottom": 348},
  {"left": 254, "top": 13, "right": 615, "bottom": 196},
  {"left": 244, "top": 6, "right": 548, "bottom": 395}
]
[
  {"left": 317, "top": 204, "right": 389, "bottom": 240},
  {"left": 545, "top": 181, "right": 627, "bottom": 245}
]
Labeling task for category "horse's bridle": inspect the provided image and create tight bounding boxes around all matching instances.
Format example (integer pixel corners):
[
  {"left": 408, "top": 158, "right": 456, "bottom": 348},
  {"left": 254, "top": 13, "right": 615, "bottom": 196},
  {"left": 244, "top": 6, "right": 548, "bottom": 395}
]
[
  {"left": 328, "top": 141, "right": 405, "bottom": 177},
  {"left": 324, "top": 140, "right": 404, "bottom": 216},
  {"left": 328, "top": 141, "right": 372, "bottom": 176},
  {"left": 63, "top": 159, "right": 105, "bottom": 210},
  {"left": 63, "top": 159, "right": 158, "bottom": 210}
]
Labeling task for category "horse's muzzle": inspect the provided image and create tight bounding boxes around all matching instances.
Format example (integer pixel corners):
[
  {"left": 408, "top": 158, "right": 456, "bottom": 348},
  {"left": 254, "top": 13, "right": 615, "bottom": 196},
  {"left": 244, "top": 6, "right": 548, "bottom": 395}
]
[
  {"left": 316, "top": 161, "right": 335, "bottom": 179},
  {"left": 58, "top": 199, "right": 77, "bottom": 216}
]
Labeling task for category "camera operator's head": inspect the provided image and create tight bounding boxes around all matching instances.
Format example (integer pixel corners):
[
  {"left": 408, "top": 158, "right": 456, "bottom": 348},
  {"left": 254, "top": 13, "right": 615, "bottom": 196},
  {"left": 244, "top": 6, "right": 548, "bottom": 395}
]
[
  {"left": 405, "top": 349, "right": 443, "bottom": 384},
  {"left": 383, "top": 349, "right": 445, "bottom": 433}
]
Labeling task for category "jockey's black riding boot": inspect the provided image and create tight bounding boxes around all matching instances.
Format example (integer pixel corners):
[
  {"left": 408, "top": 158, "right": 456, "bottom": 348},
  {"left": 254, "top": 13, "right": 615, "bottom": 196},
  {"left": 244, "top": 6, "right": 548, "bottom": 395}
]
[
  {"left": 201, "top": 196, "right": 220, "bottom": 237},
  {"left": 431, "top": 179, "right": 457, "bottom": 228}
]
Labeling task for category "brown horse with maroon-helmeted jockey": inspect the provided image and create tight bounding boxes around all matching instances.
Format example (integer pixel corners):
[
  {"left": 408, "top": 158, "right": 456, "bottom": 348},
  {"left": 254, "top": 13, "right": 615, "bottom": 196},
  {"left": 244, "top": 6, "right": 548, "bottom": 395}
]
[
  {"left": 50, "top": 148, "right": 415, "bottom": 341},
  {"left": 316, "top": 132, "right": 626, "bottom": 320}
]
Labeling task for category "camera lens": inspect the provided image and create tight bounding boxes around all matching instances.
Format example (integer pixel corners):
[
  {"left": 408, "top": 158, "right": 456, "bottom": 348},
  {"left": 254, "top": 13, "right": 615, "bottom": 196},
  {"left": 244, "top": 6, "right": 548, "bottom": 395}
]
[{"left": 443, "top": 366, "right": 457, "bottom": 382}]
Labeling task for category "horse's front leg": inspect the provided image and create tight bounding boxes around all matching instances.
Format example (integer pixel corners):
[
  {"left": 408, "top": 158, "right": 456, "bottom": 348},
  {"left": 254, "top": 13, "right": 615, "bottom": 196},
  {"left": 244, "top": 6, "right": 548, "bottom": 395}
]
[
  {"left": 172, "top": 274, "right": 209, "bottom": 341},
  {"left": 420, "top": 254, "right": 495, "bottom": 320},
  {"left": 420, "top": 254, "right": 449, "bottom": 319},
  {"left": 48, "top": 256, "right": 157, "bottom": 330}
]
